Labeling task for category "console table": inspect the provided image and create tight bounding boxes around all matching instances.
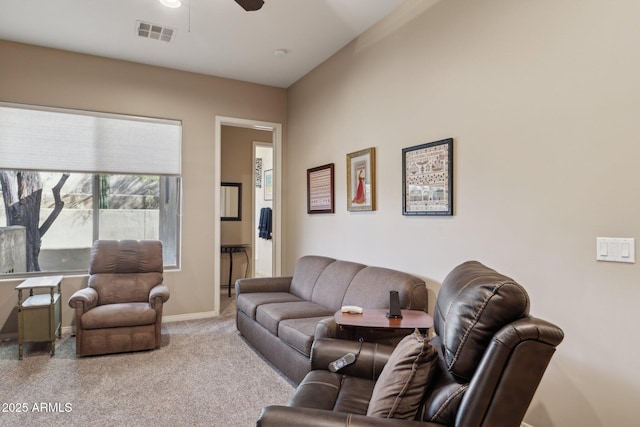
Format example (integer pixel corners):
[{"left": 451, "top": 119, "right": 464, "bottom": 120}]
[
  {"left": 334, "top": 308, "right": 433, "bottom": 344},
  {"left": 221, "top": 244, "right": 250, "bottom": 297},
  {"left": 16, "top": 275, "right": 63, "bottom": 360}
]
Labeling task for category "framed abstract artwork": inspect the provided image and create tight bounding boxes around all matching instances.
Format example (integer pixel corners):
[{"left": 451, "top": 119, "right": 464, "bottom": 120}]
[
  {"left": 307, "top": 163, "right": 335, "bottom": 214},
  {"left": 347, "top": 147, "right": 376, "bottom": 212},
  {"left": 402, "top": 138, "right": 453, "bottom": 216},
  {"left": 264, "top": 169, "right": 273, "bottom": 201}
]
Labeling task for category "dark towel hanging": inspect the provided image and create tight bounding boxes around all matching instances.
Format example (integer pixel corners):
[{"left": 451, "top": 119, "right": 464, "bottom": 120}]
[{"left": 258, "top": 207, "right": 272, "bottom": 240}]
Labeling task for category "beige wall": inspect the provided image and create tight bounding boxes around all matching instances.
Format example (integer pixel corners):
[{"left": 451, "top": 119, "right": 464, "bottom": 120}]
[
  {"left": 286, "top": 1, "right": 640, "bottom": 426},
  {"left": 1, "top": 1, "right": 639, "bottom": 423},
  {"left": 0, "top": 40, "right": 286, "bottom": 329}
]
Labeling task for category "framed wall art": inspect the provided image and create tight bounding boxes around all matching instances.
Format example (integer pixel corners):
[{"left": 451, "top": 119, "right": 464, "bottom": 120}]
[
  {"left": 402, "top": 138, "right": 453, "bottom": 216},
  {"left": 264, "top": 169, "right": 273, "bottom": 201},
  {"left": 255, "top": 158, "right": 263, "bottom": 188},
  {"left": 307, "top": 163, "right": 335, "bottom": 214},
  {"left": 347, "top": 147, "right": 376, "bottom": 212}
]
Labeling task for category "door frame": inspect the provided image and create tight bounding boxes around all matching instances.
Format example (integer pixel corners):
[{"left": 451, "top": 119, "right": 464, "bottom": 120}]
[{"left": 214, "top": 116, "right": 282, "bottom": 314}]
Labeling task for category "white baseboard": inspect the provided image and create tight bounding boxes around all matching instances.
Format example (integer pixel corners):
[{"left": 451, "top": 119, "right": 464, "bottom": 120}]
[
  {"left": 163, "top": 311, "right": 218, "bottom": 323},
  {"left": 0, "top": 332, "right": 17, "bottom": 341},
  {"left": 0, "top": 312, "right": 219, "bottom": 341}
]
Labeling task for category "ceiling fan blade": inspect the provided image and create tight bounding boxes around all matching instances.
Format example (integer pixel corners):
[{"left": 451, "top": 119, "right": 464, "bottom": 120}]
[{"left": 235, "top": 0, "right": 264, "bottom": 11}]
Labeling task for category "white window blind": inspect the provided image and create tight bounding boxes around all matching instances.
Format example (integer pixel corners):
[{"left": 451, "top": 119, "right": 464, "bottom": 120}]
[{"left": 0, "top": 102, "right": 182, "bottom": 175}]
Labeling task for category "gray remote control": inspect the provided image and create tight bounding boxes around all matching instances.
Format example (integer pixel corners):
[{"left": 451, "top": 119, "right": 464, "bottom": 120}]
[{"left": 329, "top": 352, "right": 356, "bottom": 372}]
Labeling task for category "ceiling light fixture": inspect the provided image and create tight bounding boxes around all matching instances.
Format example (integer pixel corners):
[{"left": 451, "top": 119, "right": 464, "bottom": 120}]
[
  {"left": 273, "top": 49, "right": 288, "bottom": 57},
  {"left": 159, "top": 0, "right": 182, "bottom": 8}
]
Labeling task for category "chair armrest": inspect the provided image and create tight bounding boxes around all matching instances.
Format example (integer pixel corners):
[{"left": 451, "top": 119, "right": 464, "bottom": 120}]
[
  {"left": 310, "top": 338, "right": 394, "bottom": 380},
  {"left": 257, "top": 406, "right": 438, "bottom": 426},
  {"left": 235, "top": 276, "right": 292, "bottom": 294},
  {"left": 149, "top": 284, "right": 170, "bottom": 308},
  {"left": 68, "top": 287, "right": 98, "bottom": 313}
]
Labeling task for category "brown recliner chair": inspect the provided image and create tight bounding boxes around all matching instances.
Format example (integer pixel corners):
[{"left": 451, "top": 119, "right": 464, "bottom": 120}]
[
  {"left": 257, "top": 261, "right": 564, "bottom": 427},
  {"left": 68, "top": 240, "right": 170, "bottom": 356}
]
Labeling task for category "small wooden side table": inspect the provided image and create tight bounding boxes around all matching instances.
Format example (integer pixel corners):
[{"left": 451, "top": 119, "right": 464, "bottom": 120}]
[
  {"left": 221, "top": 244, "right": 250, "bottom": 297},
  {"left": 334, "top": 308, "right": 434, "bottom": 344},
  {"left": 16, "top": 275, "right": 63, "bottom": 360}
]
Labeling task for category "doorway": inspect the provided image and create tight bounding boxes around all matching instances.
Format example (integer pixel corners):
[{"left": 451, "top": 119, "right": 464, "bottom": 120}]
[
  {"left": 214, "top": 116, "right": 282, "bottom": 315},
  {"left": 253, "top": 142, "right": 273, "bottom": 278}
]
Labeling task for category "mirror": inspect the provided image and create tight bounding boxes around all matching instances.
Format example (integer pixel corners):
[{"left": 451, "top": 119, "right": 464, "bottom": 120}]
[{"left": 221, "top": 182, "right": 242, "bottom": 221}]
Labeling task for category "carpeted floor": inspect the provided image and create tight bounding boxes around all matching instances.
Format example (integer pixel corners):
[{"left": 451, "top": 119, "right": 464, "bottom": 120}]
[{"left": 0, "top": 295, "right": 295, "bottom": 426}]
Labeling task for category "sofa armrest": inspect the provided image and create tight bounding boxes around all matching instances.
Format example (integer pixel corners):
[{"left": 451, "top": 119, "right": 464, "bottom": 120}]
[
  {"left": 310, "top": 338, "right": 394, "bottom": 380},
  {"left": 235, "top": 276, "right": 292, "bottom": 294},
  {"left": 68, "top": 287, "right": 98, "bottom": 314},
  {"left": 149, "top": 284, "right": 170, "bottom": 308},
  {"left": 314, "top": 317, "right": 338, "bottom": 339},
  {"left": 257, "top": 406, "right": 438, "bottom": 426}
]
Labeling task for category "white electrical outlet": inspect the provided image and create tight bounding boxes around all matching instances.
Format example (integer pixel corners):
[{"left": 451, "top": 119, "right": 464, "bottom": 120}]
[{"left": 596, "top": 237, "right": 635, "bottom": 263}]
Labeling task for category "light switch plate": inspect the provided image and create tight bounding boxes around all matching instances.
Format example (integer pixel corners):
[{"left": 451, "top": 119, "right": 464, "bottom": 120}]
[{"left": 596, "top": 237, "right": 635, "bottom": 263}]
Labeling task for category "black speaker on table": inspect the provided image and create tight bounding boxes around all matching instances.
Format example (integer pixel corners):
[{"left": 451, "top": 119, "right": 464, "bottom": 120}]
[{"left": 386, "top": 290, "right": 403, "bottom": 319}]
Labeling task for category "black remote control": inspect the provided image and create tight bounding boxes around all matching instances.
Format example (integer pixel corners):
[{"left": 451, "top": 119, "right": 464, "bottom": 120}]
[{"left": 328, "top": 352, "right": 356, "bottom": 372}]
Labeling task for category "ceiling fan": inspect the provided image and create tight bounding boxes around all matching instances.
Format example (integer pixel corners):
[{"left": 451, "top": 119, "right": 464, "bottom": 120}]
[{"left": 235, "top": 0, "right": 264, "bottom": 11}]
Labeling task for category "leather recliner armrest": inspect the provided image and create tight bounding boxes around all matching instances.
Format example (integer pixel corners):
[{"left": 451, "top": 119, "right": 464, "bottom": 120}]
[
  {"left": 68, "top": 287, "right": 99, "bottom": 313},
  {"left": 149, "top": 284, "right": 170, "bottom": 308},
  {"left": 257, "top": 406, "right": 438, "bottom": 426},
  {"left": 310, "top": 338, "right": 394, "bottom": 380}
]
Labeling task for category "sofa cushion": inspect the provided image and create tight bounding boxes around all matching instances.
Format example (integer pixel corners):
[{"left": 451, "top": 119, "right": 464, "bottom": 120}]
[
  {"left": 433, "top": 261, "right": 530, "bottom": 382},
  {"left": 89, "top": 272, "right": 163, "bottom": 305},
  {"left": 279, "top": 316, "right": 332, "bottom": 357},
  {"left": 256, "top": 301, "right": 335, "bottom": 335},
  {"left": 342, "top": 267, "right": 427, "bottom": 311},
  {"left": 310, "top": 260, "right": 367, "bottom": 311},
  {"left": 236, "top": 292, "right": 303, "bottom": 320},
  {"left": 366, "top": 329, "right": 439, "bottom": 419},
  {"left": 289, "top": 370, "right": 375, "bottom": 414},
  {"left": 89, "top": 240, "right": 164, "bottom": 275},
  {"left": 289, "top": 256, "right": 336, "bottom": 300},
  {"left": 81, "top": 302, "right": 156, "bottom": 330}
]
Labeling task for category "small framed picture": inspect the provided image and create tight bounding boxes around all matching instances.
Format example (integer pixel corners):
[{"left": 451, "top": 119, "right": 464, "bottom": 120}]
[
  {"left": 307, "top": 163, "right": 335, "bottom": 214},
  {"left": 255, "top": 158, "right": 263, "bottom": 188},
  {"left": 264, "top": 169, "right": 273, "bottom": 201},
  {"left": 402, "top": 138, "right": 453, "bottom": 216},
  {"left": 347, "top": 147, "right": 376, "bottom": 211}
]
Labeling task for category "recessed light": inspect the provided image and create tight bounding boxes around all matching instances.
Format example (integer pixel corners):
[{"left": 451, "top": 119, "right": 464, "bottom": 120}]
[
  {"left": 273, "top": 49, "right": 288, "bottom": 57},
  {"left": 159, "top": 0, "right": 182, "bottom": 8}
]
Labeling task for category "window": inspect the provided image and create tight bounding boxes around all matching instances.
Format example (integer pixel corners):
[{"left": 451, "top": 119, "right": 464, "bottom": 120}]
[{"left": 0, "top": 103, "right": 181, "bottom": 275}]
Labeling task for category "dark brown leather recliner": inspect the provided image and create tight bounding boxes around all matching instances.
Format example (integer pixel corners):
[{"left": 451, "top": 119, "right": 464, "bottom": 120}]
[
  {"left": 68, "top": 240, "right": 170, "bottom": 356},
  {"left": 257, "top": 261, "right": 564, "bottom": 427}
]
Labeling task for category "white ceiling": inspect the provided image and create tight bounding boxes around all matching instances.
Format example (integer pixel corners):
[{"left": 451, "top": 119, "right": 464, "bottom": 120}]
[{"left": 0, "top": 0, "right": 406, "bottom": 88}]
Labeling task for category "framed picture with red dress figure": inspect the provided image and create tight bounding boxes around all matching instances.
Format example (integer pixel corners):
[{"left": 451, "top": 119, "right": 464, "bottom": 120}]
[
  {"left": 347, "top": 147, "right": 376, "bottom": 212},
  {"left": 402, "top": 138, "right": 453, "bottom": 216}
]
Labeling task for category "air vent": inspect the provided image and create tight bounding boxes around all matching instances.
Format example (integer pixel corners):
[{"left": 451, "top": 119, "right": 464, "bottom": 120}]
[{"left": 136, "top": 20, "right": 175, "bottom": 43}]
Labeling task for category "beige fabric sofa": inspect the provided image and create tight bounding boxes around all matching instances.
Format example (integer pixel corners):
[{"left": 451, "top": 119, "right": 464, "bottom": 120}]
[{"left": 235, "top": 255, "right": 427, "bottom": 384}]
